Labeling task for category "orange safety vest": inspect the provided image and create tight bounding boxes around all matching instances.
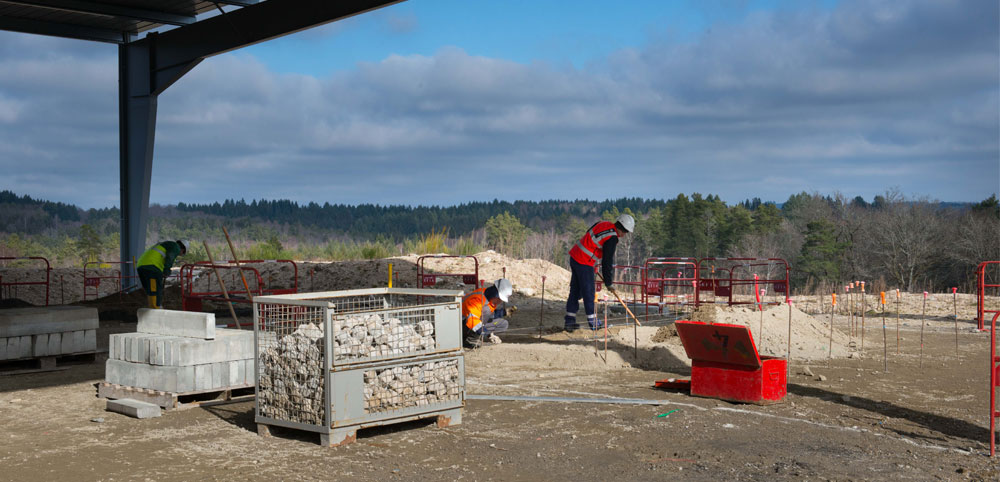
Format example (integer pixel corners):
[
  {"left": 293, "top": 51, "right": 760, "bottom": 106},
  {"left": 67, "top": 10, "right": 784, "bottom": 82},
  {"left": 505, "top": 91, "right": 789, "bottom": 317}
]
[
  {"left": 569, "top": 221, "right": 618, "bottom": 266},
  {"left": 462, "top": 288, "right": 497, "bottom": 333}
]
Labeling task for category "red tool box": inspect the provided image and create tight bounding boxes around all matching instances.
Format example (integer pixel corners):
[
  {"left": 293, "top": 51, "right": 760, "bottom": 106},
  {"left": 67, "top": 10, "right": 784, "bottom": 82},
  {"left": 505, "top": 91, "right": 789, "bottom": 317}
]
[{"left": 673, "top": 320, "right": 787, "bottom": 404}]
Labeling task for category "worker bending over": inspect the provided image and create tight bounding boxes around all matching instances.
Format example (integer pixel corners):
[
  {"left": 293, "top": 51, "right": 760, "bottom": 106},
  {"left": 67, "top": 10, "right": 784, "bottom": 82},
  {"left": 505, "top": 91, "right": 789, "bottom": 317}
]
[
  {"left": 565, "top": 214, "right": 634, "bottom": 332},
  {"left": 136, "top": 239, "right": 187, "bottom": 309},
  {"left": 462, "top": 278, "right": 514, "bottom": 348}
]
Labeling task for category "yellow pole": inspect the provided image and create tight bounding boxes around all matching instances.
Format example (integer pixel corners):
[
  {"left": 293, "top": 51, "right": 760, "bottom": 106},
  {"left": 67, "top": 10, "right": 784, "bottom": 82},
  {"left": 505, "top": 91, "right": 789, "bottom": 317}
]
[{"left": 388, "top": 263, "right": 393, "bottom": 288}]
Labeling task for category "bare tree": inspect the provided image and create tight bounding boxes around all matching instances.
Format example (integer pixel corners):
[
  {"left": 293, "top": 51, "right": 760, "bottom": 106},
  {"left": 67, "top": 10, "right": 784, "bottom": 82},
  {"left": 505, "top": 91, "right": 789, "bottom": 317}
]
[{"left": 864, "top": 194, "right": 945, "bottom": 291}]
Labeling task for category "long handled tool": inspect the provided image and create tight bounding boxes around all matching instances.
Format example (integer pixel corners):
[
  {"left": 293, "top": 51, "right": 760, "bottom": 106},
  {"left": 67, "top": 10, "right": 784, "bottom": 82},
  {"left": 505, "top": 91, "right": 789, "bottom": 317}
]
[
  {"left": 860, "top": 281, "right": 866, "bottom": 351},
  {"left": 203, "top": 241, "right": 240, "bottom": 329},
  {"left": 596, "top": 272, "right": 642, "bottom": 359},
  {"left": 222, "top": 227, "right": 254, "bottom": 307}
]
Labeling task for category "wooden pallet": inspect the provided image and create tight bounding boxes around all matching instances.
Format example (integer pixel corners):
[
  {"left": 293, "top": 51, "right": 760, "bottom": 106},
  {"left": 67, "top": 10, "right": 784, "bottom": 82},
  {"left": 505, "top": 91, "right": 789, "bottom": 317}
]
[
  {"left": 257, "top": 407, "right": 463, "bottom": 447},
  {"left": 97, "top": 382, "right": 255, "bottom": 410},
  {"left": 0, "top": 352, "right": 98, "bottom": 376}
]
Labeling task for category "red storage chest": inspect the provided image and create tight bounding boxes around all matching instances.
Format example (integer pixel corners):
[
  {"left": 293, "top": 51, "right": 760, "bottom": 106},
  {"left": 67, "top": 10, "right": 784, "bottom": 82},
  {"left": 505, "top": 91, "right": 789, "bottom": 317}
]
[{"left": 674, "top": 320, "right": 787, "bottom": 405}]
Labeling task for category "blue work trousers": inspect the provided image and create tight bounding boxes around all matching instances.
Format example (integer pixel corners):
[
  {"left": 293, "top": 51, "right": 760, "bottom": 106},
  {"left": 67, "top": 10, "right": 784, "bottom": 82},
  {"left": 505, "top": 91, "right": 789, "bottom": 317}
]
[{"left": 565, "top": 258, "right": 598, "bottom": 329}]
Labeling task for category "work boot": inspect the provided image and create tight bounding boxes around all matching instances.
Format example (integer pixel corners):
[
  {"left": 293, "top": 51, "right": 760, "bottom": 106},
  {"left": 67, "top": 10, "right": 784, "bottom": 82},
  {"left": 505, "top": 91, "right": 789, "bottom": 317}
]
[
  {"left": 464, "top": 334, "right": 484, "bottom": 349},
  {"left": 589, "top": 321, "right": 604, "bottom": 331},
  {"left": 564, "top": 323, "right": 580, "bottom": 333}
]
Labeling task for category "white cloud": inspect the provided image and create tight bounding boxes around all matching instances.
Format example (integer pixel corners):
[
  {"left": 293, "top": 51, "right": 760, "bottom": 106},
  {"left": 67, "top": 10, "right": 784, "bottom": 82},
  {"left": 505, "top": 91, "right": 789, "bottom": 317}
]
[{"left": 0, "top": 0, "right": 996, "bottom": 209}]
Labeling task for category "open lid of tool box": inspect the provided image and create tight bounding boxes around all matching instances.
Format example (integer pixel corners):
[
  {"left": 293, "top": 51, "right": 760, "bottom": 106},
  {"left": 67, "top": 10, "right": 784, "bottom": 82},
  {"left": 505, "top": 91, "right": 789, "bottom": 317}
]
[{"left": 674, "top": 320, "right": 762, "bottom": 368}]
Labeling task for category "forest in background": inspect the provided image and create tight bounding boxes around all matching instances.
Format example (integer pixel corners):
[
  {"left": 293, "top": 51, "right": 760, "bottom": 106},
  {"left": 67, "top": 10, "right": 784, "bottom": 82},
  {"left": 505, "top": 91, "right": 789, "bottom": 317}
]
[{"left": 1, "top": 189, "right": 997, "bottom": 293}]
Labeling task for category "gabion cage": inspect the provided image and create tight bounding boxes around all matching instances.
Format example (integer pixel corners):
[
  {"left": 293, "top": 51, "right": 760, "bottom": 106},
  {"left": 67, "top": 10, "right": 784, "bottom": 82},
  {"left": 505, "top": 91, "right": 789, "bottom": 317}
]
[{"left": 253, "top": 288, "right": 465, "bottom": 446}]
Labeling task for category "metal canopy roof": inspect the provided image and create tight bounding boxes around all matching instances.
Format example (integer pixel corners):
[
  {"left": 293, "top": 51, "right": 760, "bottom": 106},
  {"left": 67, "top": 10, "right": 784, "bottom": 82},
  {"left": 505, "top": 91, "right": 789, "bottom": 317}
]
[{"left": 0, "top": 0, "right": 263, "bottom": 43}]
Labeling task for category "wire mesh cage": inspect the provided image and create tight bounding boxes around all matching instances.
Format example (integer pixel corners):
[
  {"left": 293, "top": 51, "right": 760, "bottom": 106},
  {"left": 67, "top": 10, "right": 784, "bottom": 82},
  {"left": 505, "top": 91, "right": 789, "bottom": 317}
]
[{"left": 254, "top": 288, "right": 465, "bottom": 438}]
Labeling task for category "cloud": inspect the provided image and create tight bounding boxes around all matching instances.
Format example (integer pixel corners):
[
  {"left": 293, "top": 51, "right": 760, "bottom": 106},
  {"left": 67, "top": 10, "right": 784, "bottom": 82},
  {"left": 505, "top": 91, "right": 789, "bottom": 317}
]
[{"left": 0, "top": 0, "right": 996, "bottom": 209}]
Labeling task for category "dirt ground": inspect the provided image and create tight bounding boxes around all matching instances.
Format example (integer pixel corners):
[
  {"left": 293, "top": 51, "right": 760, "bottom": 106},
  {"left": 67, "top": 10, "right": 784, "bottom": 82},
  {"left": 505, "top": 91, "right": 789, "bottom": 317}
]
[{"left": 1, "top": 256, "right": 999, "bottom": 480}]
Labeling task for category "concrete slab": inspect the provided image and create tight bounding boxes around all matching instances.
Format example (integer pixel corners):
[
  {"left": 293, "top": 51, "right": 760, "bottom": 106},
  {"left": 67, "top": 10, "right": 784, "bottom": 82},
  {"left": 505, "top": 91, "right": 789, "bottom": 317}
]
[
  {"left": 106, "top": 398, "right": 161, "bottom": 419},
  {"left": 0, "top": 306, "right": 98, "bottom": 337},
  {"left": 137, "top": 309, "right": 215, "bottom": 340},
  {"left": 46, "top": 332, "right": 60, "bottom": 356}
]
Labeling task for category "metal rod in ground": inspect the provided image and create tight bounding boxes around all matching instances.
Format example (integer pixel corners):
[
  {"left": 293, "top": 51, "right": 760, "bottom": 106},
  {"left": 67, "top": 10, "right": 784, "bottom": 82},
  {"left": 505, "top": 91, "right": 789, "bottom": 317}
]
[
  {"left": 861, "top": 286, "right": 867, "bottom": 351},
  {"left": 786, "top": 299, "right": 792, "bottom": 360},
  {"left": 203, "top": 241, "right": 240, "bottom": 329},
  {"left": 538, "top": 276, "right": 545, "bottom": 339},
  {"left": 920, "top": 292, "right": 927, "bottom": 368},
  {"left": 829, "top": 293, "right": 836, "bottom": 361},
  {"left": 896, "top": 288, "right": 899, "bottom": 355},
  {"left": 952, "top": 287, "right": 959, "bottom": 354},
  {"left": 880, "top": 292, "right": 887, "bottom": 372},
  {"left": 604, "top": 296, "right": 608, "bottom": 363}
]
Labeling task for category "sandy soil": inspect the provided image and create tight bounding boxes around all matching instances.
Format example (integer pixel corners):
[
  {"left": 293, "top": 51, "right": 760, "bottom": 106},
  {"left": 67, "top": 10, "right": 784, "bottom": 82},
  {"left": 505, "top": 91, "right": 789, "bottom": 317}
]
[{"left": 1, "top": 254, "right": 999, "bottom": 480}]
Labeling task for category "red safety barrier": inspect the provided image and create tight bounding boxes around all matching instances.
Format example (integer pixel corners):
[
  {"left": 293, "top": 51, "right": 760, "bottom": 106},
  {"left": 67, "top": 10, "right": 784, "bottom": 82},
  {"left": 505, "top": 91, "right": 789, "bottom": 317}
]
[
  {"left": 417, "top": 255, "right": 480, "bottom": 289},
  {"left": 0, "top": 256, "right": 50, "bottom": 306},
  {"left": 989, "top": 310, "right": 1000, "bottom": 456},
  {"left": 83, "top": 260, "right": 138, "bottom": 301},
  {"left": 641, "top": 258, "right": 698, "bottom": 316},
  {"left": 180, "top": 259, "right": 298, "bottom": 313},
  {"left": 978, "top": 261, "right": 1000, "bottom": 331},
  {"left": 696, "top": 258, "right": 790, "bottom": 308}
]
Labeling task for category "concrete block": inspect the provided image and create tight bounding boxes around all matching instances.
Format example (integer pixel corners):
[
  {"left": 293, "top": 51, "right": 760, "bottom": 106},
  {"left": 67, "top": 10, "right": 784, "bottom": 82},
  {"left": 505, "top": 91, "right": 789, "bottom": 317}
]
[
  {"left": 212, "top": 361, "right": 227, "bottom": 390},
  {"left": 0, "top": 337, "right": 7, "bottom": 360},
  {"left": 0, "top": 307, "right": 98, "bottom": 337},
  {"left": 105, "top": 359, "right": 195, "bottom": 393},
  {"left": 47, "top": 332, "right": 60, "bottom": 356},
  {"left": 228, "top": 361, "right": 239, "bottom": 386},
  {"left": 33, "top": 333, "right": 48, "bottom": 357},
  {"left": 72, "top": 330, "right": 85, "bottom": 354},
  {"left": 137, "top": 309, "right": 215, "bottom": 340},
  {"left": 22, "top": 336, "right": 32, "bottom": 358},
  {"left": 106, "top": 399, "right": 161, "bottom": 419},
  {"left": 194, "top": 364, "right": 211, "bottom": 391},
  {"left": 84, "top": 329, "right": 96, "bottom": 352}
]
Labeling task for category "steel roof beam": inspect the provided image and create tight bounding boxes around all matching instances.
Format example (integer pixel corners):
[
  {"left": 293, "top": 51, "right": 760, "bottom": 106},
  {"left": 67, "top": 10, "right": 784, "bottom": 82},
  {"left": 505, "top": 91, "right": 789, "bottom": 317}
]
[
  {"left": 142, "top": 0, "right": 402, "bottom": 92},
  {"left": 2, "top": 0, "right": 196, "bottom": 26},
  {"left": 0, "top": 14, "right": 123, "bottom": 42},
  {"left": 212, "top": 0, "right": 261, "bottom": 6}
]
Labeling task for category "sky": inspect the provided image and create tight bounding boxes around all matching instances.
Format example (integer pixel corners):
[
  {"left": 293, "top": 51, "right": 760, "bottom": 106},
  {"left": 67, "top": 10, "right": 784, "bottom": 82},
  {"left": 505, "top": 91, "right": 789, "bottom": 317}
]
[{"left": 0, "top": 0, "right": 996, "bottom": 209}]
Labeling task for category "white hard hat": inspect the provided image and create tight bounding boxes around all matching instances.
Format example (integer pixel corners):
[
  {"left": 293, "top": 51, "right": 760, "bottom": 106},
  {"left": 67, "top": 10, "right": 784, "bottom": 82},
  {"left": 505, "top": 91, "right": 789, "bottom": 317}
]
[
  {"left": 616, "top": 214, "right": 635, "bottom": 233},
  {"left": 494, "top": 278, "right": 513, "bottom": 303},
  {"left": 176, "top": 239, "right": 189, "bottom": 252}
]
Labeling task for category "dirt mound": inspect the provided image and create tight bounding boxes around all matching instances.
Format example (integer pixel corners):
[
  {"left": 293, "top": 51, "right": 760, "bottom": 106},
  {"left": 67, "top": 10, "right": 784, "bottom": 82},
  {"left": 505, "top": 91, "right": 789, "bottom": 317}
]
[{"left": 650, "top": 324, "right": 677, "bottom": 343}]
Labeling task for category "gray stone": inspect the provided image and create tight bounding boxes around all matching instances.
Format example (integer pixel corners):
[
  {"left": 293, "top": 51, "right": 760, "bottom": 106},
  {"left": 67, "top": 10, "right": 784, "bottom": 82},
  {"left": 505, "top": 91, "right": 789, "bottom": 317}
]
[
  {"left": 106, "top": 398, "right": 161, "bottom": 419},
  {"left": 0, "top": 306, "right": 98, "bottom": 337},
  {"left": 137, "top": 309, "right": 215, "bottom": 340}
]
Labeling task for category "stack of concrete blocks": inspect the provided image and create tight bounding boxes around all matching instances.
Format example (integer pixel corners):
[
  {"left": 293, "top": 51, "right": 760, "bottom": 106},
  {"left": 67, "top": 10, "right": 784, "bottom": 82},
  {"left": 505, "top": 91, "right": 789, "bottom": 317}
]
[
  {"left": 105, "top": 309, "right": 255, "bottom": 394},
  {"left": 0, "top": 306, "right": 98, "bottom": 361}
]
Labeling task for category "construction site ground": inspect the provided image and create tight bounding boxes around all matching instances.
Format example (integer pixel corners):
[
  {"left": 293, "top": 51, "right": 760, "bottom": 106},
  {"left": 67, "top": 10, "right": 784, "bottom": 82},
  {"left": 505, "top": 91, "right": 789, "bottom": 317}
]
[{"left": 1, "top": 255, "right": 998, "bottom": 480}]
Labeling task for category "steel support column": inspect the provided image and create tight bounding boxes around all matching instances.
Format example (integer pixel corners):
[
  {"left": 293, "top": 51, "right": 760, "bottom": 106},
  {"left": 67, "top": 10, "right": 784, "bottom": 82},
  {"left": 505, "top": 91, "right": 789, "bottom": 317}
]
[{"left": 118, "top": 38, "right": 156, "bottom": 289}]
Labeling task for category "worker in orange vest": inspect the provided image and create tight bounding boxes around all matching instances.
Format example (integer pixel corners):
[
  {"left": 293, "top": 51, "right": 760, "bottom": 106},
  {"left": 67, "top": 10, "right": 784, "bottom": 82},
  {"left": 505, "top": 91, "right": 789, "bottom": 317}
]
[
  {"left": 565, "top": 214, "right": 634, "bottom": 331},
  {"left": 462, "top": 278, "right": 514, "bottom": 348}
]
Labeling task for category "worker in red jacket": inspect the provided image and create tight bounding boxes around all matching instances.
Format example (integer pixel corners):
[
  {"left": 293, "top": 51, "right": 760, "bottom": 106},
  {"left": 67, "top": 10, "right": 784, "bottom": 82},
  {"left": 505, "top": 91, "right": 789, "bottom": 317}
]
[{"left": 565, "top": 214, "right": 634, "bottom": 331}]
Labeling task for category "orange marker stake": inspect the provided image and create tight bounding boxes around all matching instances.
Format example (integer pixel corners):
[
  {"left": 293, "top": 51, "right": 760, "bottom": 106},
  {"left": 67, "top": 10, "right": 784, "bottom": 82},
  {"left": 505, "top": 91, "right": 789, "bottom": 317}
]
[{"left": 881, "top": 291, "right": 888, "bottom": 372}]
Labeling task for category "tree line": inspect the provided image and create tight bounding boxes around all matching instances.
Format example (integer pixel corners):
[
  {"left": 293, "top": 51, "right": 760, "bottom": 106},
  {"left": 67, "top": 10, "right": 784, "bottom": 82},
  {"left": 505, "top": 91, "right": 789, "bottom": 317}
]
[{"left": 1, "top": 190, "right": 997, "bottom": 293}]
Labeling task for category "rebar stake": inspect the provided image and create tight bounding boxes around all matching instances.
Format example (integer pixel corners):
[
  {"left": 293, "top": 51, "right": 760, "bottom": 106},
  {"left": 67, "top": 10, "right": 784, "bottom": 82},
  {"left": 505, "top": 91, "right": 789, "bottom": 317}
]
[{"left": 920, "top": 292, "right": 927, "bottom": 368}]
